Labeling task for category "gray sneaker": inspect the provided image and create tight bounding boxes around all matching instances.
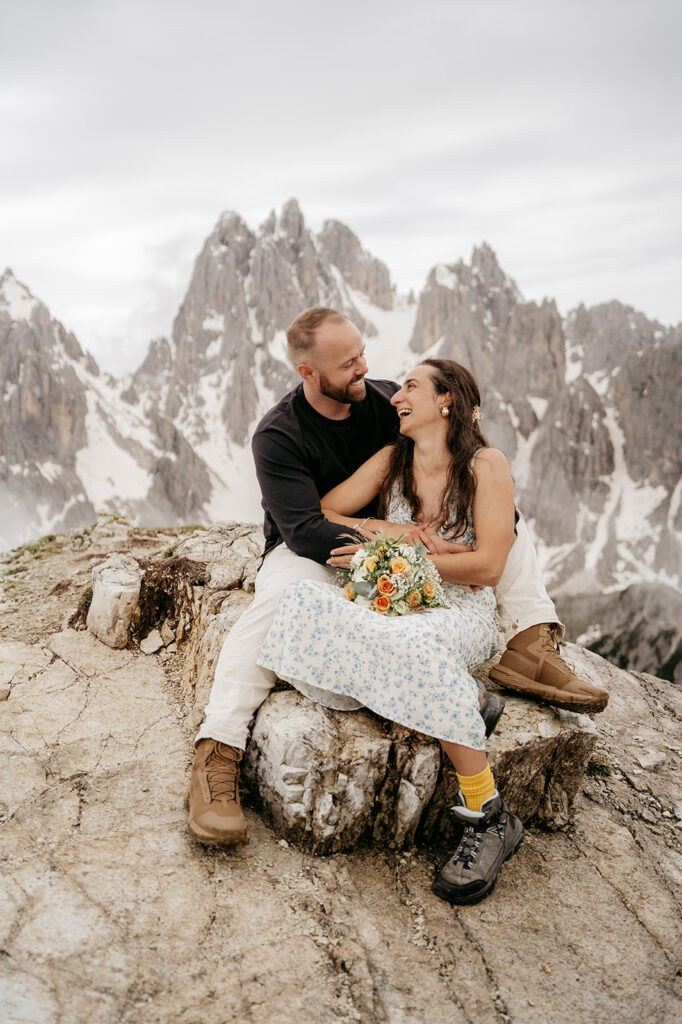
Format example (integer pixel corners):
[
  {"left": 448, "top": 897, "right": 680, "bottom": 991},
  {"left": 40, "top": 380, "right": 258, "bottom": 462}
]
[{"left": 432, "top": 792, "right": 524, "bottom": 905}]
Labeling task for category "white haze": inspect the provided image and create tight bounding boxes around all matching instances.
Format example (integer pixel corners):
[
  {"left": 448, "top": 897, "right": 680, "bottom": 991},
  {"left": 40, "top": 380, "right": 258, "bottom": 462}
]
[{"left": 1, "top": 0, "right": 681, "bottom": 375}]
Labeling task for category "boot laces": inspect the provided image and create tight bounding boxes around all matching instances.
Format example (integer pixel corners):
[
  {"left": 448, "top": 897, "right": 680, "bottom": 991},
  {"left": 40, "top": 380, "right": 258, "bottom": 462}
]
[
  {"left": 454, "top": 812, "right": 506, "bottom": 868},
  {"left": 206, "top": 748, "right": 239, "bottom": 801},
  {"left": 541, "top": 626, "right": 577, "bottom": 675},
  {"left": 454, "top": 824, "right": 483, "bottom": 869}
]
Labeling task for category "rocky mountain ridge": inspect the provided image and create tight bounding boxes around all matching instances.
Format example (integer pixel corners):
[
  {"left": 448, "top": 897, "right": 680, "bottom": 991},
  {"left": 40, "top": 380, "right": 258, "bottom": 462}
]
[{"left": 1, "top": 200, "right": 680, "bottom": 680}]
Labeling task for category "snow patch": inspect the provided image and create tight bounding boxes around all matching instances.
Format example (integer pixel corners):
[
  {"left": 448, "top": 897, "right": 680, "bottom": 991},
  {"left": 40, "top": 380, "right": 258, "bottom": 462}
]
[
  {"left": 527, "top": 396, "right": 548, "bottom": 421},
  {"left": 38, "top": 461, "right": 62, "bottom": 483},
  {"left": 75, "top": 394, "right": 152, "bottom": 508},
  {"left": 586, "top": 370, "right": 610, "bottom": 397},
  {"left": 202, "top": 313, "right": 225, "bottom": 333},
  {"left": 0, "top": 274, "right": 38, "bottom": 321},
  {"left": 435, "top": 265, "right": 458, "bottom": 290}
]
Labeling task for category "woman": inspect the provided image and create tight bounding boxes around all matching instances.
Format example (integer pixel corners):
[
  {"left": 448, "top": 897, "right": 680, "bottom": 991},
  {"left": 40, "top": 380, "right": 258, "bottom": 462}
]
[{"left": 258, "top": 358, "right": 524, "bottom": 904}]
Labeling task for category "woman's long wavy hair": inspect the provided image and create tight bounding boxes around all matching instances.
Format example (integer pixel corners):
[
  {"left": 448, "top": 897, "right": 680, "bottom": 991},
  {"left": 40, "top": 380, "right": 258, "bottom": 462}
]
[{"left": 378, "top": 358, "right": 490, "bottom": 538}]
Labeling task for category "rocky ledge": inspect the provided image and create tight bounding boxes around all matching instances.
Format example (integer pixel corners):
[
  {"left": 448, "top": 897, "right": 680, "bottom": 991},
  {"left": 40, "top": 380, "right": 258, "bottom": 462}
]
[
  {"left": 1, "top": 516, "right": 680, "bottom": 1023},
  {"left": 77, "top": 520, "right": 601, "bottom": 853}
]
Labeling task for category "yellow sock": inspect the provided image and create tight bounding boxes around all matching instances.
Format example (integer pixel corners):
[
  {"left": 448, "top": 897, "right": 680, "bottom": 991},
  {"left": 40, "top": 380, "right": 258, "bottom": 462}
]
[{"left": 456, "top": 764, "right": 496, "bottom": 813}]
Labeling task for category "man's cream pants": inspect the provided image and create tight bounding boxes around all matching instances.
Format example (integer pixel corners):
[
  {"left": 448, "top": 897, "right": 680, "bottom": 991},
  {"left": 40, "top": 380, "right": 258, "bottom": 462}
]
[{"left": 195, "top": 515, "right": 559, "bottom": 751}]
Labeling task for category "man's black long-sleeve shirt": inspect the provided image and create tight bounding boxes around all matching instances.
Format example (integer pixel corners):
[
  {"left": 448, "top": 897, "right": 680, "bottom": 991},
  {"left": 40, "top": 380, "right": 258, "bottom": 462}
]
[{"left": 252, "top": 379, "right": 400, "bottom": 565}]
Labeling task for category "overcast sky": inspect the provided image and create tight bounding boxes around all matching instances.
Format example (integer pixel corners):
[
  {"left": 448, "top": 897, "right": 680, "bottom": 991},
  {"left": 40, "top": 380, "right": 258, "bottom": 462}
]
[{"left": 2, "top": 0, "right": 681, "bottom": 375}]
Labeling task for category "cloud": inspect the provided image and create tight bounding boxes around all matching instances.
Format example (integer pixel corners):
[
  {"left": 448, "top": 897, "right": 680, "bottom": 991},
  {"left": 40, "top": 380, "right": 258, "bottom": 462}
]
[{"left": 1, "top": 0, "right": 681, "bottom": 370}]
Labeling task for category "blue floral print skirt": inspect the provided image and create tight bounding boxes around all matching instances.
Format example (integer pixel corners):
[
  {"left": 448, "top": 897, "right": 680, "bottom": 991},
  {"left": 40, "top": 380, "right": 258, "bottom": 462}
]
[{"left": 258, "top": 578, "right": 498, "bottom": 749}]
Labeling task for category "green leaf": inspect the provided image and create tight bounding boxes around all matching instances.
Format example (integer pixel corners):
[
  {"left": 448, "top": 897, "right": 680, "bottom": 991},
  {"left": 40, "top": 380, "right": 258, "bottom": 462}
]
[{"left": 352, "top": 580, "right": 374, "bottom": 598}]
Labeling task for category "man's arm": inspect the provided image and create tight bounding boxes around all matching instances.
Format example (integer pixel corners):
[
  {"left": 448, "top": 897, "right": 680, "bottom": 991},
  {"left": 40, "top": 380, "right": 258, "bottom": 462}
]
[{"left": 252, "top": 427, "right": 361, "bottom": 565}]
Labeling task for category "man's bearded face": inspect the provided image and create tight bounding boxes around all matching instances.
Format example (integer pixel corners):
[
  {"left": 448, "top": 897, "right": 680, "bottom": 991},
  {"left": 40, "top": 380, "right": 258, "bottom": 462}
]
[{"left": 318, "top": 370, "right": 367, "bottom": 404}]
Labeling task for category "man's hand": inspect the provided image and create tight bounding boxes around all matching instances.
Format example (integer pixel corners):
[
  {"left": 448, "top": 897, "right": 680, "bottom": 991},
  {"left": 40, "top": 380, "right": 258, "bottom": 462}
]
[{"left": 327, "top": 543, "right": 361, "bottom": 570}]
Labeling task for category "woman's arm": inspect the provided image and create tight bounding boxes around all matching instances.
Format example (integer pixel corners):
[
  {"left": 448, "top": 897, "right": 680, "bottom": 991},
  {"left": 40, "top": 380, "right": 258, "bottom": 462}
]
[
  {"left": 428, "top": 449, "right": 515, "bottom": 586},
  {"left": 320, "top": 445, "right": 392, "bottom": 529},
  {"left": 321, "top": 445, "right": 439, "bottom": 548}
]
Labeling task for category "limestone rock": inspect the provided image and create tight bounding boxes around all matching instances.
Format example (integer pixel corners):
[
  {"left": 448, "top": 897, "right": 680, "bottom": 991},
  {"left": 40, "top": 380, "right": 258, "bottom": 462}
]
[
  {"left": 174, "top": 522, "right": 263, "bottom": 598},
  {"left": 243, "top": 692, "right": 441, "bottom": 853},
  {"left": 242, "top": 679, "right": 597, "bottom": 855},
  {"left": 86, "top": 554, "right": 142, "bottom": 649},
  {"left": 2, "top": 527, "right": 682, "bottom": 1023},
  {"left": 140, "top": 629, "right": 164, "bottom": 655},
  {"left": 160, "top": 620, "right": 175, "bottom": 646}
]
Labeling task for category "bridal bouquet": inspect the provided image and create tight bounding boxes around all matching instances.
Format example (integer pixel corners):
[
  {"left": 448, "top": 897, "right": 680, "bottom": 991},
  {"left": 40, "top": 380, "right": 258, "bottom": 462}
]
[{"left": 339, "top": 533, "right": 449, "bottom": 616}]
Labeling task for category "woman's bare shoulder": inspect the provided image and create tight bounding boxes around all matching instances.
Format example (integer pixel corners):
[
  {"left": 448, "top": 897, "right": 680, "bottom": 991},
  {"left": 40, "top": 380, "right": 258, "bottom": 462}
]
[{"left": 473, "top": 447, "right": 511, "bottom": 476}]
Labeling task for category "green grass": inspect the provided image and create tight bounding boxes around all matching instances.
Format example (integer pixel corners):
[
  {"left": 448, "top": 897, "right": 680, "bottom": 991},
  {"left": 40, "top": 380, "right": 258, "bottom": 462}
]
[{"left": 8, "top": 533, "right": 59, "bottom": 563}]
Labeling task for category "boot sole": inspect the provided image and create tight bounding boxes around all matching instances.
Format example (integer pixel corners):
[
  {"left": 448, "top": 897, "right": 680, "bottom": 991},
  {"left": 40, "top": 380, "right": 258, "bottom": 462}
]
[
  {"left": 488, "top": 664, "right": 608, "bottom": 713},
  {"left": 431, "top": 829, "right": 524, "bottom": 906},
  {"left": 185, "top": 784, "right": 250, "bottom": 846}
]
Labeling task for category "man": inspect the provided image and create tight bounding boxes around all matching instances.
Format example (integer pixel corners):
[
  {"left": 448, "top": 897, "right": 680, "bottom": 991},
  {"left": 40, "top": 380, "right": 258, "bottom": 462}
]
[{"left": 187, "top": 306, "right": 608, "bottom": 846}]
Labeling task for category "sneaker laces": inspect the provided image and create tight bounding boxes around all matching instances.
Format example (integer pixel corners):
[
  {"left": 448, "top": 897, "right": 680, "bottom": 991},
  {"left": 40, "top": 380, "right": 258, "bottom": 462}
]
[{"left": 206, "top": 746, "right": 240, "bottom": 801}]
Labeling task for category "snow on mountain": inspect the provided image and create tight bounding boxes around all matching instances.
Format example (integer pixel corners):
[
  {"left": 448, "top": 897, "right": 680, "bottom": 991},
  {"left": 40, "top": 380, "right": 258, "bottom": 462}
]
[
  {"left": 0, "top": 269, "right": 211, "bottom": 549},
  {"left": 125, "top": 199, "right": 417, "bottom": 524},
  {"left": 1, "top": 205, "right": 680, "bottom": 679}
]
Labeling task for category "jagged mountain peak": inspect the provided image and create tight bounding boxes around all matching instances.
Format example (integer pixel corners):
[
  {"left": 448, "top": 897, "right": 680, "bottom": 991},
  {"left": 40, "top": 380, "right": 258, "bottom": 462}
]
[
  {"left": 2, "top": 206, "right": 679, "bottom": 682},
  {"left": 470, "top": 242, "right": 520, "bottom": 294},
  {"left": 278, "top": 197, "right": 306, "bottom": 240},
  {"left": 0, "top": 268, "right": 40, "bottom": 323}
]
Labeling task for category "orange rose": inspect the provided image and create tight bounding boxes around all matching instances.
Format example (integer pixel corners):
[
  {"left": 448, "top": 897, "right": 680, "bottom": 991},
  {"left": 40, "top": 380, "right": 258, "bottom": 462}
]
[
  {"left": 344, "top": 583, "right": 356, "bottom": 600},
  {"left": 377, "top": 575, "right": 396, "bottom": 596},
  {"left": 374, "top": 594, "right": 391, "bottom": 614},
  {"left": 422, "top": 581, "right": 436, "bottom": 601},
  {"left": 363, "top": 556, "right": 378, "bottom": 573},
  {"left": 408, "top": 590, "right": 422, "bottom": 609},
  {"left": 390, "top": 557, "right": 408, "bottom": 575}
]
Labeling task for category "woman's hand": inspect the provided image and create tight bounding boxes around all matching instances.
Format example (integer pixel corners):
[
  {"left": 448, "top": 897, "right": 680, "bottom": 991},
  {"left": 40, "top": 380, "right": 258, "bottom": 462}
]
[{"left": 363, "top": 519, "right": 445, "bottom": 552}]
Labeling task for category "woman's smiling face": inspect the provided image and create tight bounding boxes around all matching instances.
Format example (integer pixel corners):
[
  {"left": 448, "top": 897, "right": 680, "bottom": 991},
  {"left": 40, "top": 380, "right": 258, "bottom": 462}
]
[{"left": 390, "top": 364, "right": 449, "bottom": 435}]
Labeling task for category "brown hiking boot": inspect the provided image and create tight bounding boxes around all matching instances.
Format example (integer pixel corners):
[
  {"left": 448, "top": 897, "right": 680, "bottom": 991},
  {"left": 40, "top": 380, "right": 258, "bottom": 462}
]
[
  {"left": 488, "top": 624, "right": 609, "bottom": 713},
  {"left": 186, "top": 739, "right": 249, "bottom": 845}
]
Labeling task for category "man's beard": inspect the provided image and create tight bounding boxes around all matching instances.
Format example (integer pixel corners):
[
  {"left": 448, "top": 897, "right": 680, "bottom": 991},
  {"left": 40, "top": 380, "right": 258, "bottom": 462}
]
[{"left": 318, "top": 372, "right": 367, "bottom": 404}]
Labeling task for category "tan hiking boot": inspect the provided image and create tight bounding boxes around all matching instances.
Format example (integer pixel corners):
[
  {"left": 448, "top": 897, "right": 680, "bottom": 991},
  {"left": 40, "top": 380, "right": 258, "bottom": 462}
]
[
  {"left": 186, "top": 739, "right": 249, "bottom": 845},
  {"left": 488, "top": 624, "right": 609, "bottom": 713}
]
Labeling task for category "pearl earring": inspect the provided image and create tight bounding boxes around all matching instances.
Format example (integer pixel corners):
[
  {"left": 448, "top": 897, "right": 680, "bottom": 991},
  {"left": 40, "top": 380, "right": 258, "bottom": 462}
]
[{"left": 441, "top": 407, "right": 450, "bottom": 418}]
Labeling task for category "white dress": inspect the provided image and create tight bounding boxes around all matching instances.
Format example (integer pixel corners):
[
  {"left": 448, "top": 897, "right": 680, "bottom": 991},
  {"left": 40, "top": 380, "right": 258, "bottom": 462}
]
[{"left": 258, "top": 483, "right": 498, "bottom": 749}]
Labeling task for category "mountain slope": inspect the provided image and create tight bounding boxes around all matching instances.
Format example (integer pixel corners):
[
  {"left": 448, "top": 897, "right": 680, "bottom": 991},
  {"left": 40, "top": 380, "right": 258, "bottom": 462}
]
[{"left": 1, "top": 203, "right": 680, "bottom": 679}]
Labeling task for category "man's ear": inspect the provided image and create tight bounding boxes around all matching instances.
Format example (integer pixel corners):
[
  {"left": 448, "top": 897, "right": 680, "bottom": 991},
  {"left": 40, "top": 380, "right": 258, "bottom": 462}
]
[{"left": 297, "top": 362, "right": 317, "bottom": 384}]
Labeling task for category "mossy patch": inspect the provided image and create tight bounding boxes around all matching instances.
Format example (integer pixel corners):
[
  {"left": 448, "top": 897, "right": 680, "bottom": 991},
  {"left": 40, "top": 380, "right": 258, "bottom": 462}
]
[
  {"left": 67, "top": 586, "right": 94, "bottom": 630},
  {"left": 7, "top": 533, "right": 61, "bottom": 564},
  {"left": 586, "top": 753, "right": 614, "bottom": 778}
]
